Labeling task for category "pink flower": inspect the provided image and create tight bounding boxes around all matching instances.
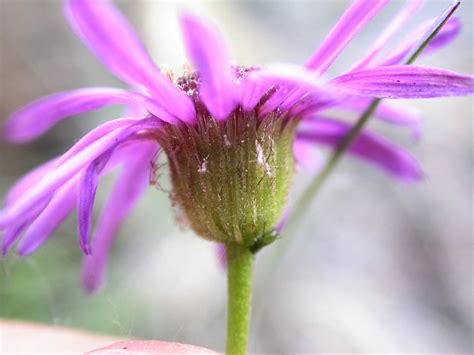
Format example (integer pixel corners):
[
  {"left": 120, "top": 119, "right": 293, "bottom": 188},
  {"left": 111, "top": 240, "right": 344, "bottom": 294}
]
[{"left": 1, "top": 0, "right": 472, "bottom": 291}]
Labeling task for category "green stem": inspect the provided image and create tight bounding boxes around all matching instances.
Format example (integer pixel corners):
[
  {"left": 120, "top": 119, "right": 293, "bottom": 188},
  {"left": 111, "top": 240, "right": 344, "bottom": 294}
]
[{"left": 226, "top": 243, "right": 253, "bottom": 355}]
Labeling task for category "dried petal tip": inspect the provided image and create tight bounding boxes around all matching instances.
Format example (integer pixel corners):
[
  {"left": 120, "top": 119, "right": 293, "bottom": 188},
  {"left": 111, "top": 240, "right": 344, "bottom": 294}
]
[{"left": 157, "top": 100, "right": 297, "bottom": 249}]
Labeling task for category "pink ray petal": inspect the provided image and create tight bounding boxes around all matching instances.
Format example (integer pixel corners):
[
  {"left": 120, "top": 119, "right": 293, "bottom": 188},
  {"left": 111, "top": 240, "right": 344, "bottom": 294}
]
[
  {"left": 77, "top": 152, "right": 111, "bottom": 255},
  {"left": 82, "top": 143, "right": 157, "bottom": 292},
  {"left": 378, "top": 17, "right": 461, "bottom": 67},
  {"left": 17, "top": 180, "right": 77, "bottom": 256},
  {"left": 331, "top": 65, "right": 474, "bottom": 99},
  {"left": 293, "top": 139, "right": 324, "bottom": 174},
  {"left": 64, "top": 0, "right": 195, "bottom": 122},
  {"left": 245, "top": 64, "right": 338, "bottom": 116},
  {"left": 297, "top": 118, "right": 423, "bottom": 181},
  {"left": 180, "top": 13, "right": 239, "bottom": 121},
  {"left": 333, "top": 98, "right": 422, "bottom": 137},
  {"left": 349, "top": 0, "right": 425, "bottom": 71},
  {"left": 305, "top": 0, "right": 389, "bottom": 75},
  {"left": 4, "top": 88, "right": 175, "bottom": 143},
  {"left": 0, "top": 119, "right": 161, "bottom": 228},
  {"left": 4, "top": 160, "right": 57, "bottom": 207}
]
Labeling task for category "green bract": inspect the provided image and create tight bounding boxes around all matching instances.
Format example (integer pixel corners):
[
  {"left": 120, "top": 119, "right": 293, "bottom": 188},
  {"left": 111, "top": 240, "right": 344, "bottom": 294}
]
[{"left": 158, "top": 105, "right": 296, "bottom": 249}]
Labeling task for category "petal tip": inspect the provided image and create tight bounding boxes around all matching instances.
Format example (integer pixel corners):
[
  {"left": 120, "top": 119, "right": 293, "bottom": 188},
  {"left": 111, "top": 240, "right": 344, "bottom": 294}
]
[
  {"left": 16, "top": 245, "right": 33, "bottom": 257},
  {"left": 82, "top": 275, "right": 101, "bottom": 294},
  {"left": 83, "top": 244, "right": 92, "bottom": 256},
  {"left": 398, "top": 160, "right": 425, "bottom": 183},
  {"left": 179, "top": 11, "right": 207, "bottom": 31}
]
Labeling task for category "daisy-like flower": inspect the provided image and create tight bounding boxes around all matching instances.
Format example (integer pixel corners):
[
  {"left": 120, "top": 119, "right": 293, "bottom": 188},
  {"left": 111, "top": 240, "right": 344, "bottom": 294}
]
[{"left": 1, "top": 0, "right": 473, "bottom": 294}]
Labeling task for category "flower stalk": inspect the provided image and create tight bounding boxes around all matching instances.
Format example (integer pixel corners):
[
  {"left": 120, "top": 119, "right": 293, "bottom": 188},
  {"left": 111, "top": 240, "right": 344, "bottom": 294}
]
[{"left": 226, "top": 243, "right": 254, "bottom": 355}]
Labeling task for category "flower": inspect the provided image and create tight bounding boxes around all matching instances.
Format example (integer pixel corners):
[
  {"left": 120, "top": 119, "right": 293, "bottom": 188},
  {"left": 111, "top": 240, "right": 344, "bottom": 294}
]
[{"left": 1, "top": 0, "right": 472, "bottom": 292}]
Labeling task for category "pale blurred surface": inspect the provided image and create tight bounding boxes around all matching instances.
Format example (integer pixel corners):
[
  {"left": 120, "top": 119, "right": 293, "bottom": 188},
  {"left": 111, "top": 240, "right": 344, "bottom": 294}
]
[
  {"left": 0, "top": 0, "right": 473, "bottom": 353},
  {"left": 0, "top": 320, "right": 217, "bottom": 354},
  {"left": 0, "top": 320, "right": 117, "bottom": 353}
]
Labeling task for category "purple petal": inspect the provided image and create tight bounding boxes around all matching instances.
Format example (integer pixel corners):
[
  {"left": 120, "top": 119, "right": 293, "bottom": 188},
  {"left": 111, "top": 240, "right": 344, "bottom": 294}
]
[
  {"left": 4, "top": 88, "right": 175, "bottom": 143},
  {"left": 2, "top": 222, "right": 28, "bottom": 256},
  {"left": 333, "top": 98, "right": 422, "bottom": 137},
  {"left": 15, "top": 140, "right": 152, "bottom": 256},
  {"left": 305, "top": 0, "right": 389, "bottom": 75},
  {"left": 2, "top": 222, "right": 30, "bottom": 256},
  {"left": 3, "top": 118, "right": 140, "bottom": 213},
  {"left": 0, "top": 133, "right": 111, "bottom": 229},
  {"left": 241, "top": 64, "right": 334, "bottom": 114},
  {"left": 350, "top": 0, "right": 425, "bottom": 71},
  {"left": 215, "top": 243, "right": 227, "bottom": 268},
  {"left": 258, "top": 88, "right": 295, "bottom": 117},
  {"left": 82, "top": 143, "right": 156, "bottom": 292},
  {"left": 240, "top": 69, "right": 296, "bottom": 114},
  {"left": 275, "top": 88, "right": 309, "bottom": 115},
  {"left": 275, "top": 207, "right": 290, "bottom": 233},
  {"left": 239, "top": 76, "right": 270, "bottom": 112},
  {"left": 0, "top": 118, "right": 161, "bottom": 228},
  {"left": 7, "top": 118, "right": 136, "bottom": 210},
  {"left": 77, "top": 153, "right": 111, "bottom": 255},
  {"left": 64, "top": 0, "right": 195, "bottom": 122},
  {"left": 331, "top": 65, "right": 474, "bottom": 99},
  {"left": 254, "top": 64, "right": 333, "bottom": 94},
  {"left": 4, "top": 160, "right": 56, "bottom": 207},
  {"left": 293, "top": 139, "right": 324, "bottom": 174},
  {"left": 2, "top": 202, "right": 48, "bottom": 255},
  {"left": 288, "top": 91, "right": 340, "bottom": 119},
  {"left": 378, "top": 17, "right": 461, "bottom": 67},
  {"left": 123, "top": 103, "right": 148, "bottom": 118},
  {"left": 246, "top": 64, "right": 338, "bottom": 116},
  {"left": 180, "top": 14, "right": 238, "bottom": 121},
  {"left": 16, "top": 181, "right": 77, "bottom": 256},
  {"left": 297, "top": 118, "right": 423, "bottom": 182},
  {"left": 53, "top": 118, "right": 141, "bottom": 167},
  {"left": 77, "top": 123, "right": 160, "bottom": 256}
]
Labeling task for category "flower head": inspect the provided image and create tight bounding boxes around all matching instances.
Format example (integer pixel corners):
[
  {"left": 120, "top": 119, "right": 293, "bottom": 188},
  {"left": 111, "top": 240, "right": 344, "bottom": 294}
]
[{"left": 1, "top": 0, "right": 473, "bottom": 292}]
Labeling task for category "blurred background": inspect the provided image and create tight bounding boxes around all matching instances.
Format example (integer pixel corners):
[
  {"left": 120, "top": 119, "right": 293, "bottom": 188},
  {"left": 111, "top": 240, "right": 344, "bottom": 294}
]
[{"left": 0, "top": 0, "right": 472, "bottom": 353}]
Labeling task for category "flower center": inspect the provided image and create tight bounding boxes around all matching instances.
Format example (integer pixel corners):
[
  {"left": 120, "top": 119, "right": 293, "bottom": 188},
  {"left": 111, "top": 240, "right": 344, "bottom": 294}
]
[{"left": 156, "top": 77, "right": 297, "bottom": 247}]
